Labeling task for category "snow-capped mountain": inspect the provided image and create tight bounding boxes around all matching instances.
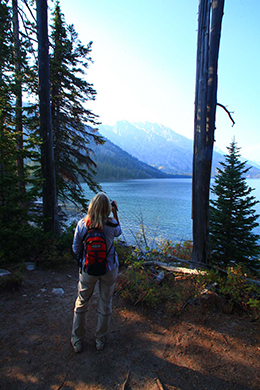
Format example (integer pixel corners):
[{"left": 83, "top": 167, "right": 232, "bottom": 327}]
[
  {"left": 98, "top": 121, "right": 194, "bottom": 175},
  {"left": 98, "top": 121, "right": 260, "bottom": 177},
  {"left": 98, "top": 121, "right": 224, "bottom": 175}
]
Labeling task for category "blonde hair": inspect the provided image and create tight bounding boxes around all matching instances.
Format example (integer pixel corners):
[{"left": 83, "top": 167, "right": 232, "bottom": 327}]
[{"left": 84, "top": 192, "right": 112, "bottom": 229}]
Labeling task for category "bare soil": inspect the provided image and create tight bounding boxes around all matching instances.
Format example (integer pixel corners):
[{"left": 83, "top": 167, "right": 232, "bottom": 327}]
[{"left": 1, "top": 266, "right": 260, "bottom": 390}]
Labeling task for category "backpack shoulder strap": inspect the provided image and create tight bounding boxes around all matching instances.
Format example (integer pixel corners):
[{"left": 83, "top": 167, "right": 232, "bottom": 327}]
[
  {"left": 77, "top": 227, "right": 88, "bottom": 274},
  {"left": 82, "top": 227, "right": 89, "bottom": 242}
]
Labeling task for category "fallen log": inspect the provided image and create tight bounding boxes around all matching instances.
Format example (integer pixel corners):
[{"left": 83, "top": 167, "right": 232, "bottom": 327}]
[
  {"left": 170, "top": 256, "right": 223, "bottom": 272},
  {"left": 144, "top": 259, "right": 260, "bottom": 287},
  {"left": 143, "top": 261, "right": 205, "bottom": 275}
]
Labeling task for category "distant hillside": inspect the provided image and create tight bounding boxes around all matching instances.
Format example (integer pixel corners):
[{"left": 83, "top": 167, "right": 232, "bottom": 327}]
[
  {"left": 98, "top": 121, "right": 221, "bottom": 175},
  {"left": 91, "top": 138, "right": 187, "bottom": 181},
  {"left": 98, "top": 121, "right": 260, "bottom": 178}
]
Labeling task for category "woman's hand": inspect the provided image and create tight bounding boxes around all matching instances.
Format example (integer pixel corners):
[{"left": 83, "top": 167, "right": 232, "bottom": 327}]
[{"left": 111, "top": 201, "right": 119, "bottom": 224}]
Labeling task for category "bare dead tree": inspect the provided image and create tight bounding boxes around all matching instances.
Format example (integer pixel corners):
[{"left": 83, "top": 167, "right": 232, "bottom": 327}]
[
  {"left": 192, "top": 0, "right": 225, "bottom": 264},
  {"left": 36, "top": 0, "right": 59, "bottom": 234}
]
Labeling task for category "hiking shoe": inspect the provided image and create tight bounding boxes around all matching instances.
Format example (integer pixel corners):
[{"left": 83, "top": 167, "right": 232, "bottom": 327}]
[
  {"left": 72, "top": 340, "right": 83, "bottom": 353},
  {"left": 95, "top": 338, "right": 105, "bottom": 351}
]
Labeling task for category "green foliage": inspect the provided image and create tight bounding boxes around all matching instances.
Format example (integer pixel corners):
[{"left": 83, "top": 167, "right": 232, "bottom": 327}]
[
  {"left": 0, "top": 0, "right": 41, "bottom": 254},
  {"left": 117, "top": 240, "right": 198, "bottom": 315},
  {"left": 35, "top": 227, "right": 75, "bottom": 270},
  {"left": 0, "top": 222, "right": 75, "bottom": 270},
  {"left": 117, "top": 262, "right": 198, "bottom": 315},
  {"left": 197, "top": 266, "right": 260, "bottom": 317},
  {"left": 0, "top": 1, "right": 30, "bottom": 230},
  {"left": 92, "top": 139, "right": 175, "bottom": 181},
  {"left": 0, "top": 1, "right": 16, "bottom": 218},
  {"left": 0, "top": 269, "right": 24, "bottom": 291},
  {"left": 0, "top": 223, "right": 34, "bottom": 267},
  {"left": 49, "top": 2, "right": 103, "bottom": 211},
  {"left": 118, "top": 236, "right": 260, "bottom": 318},
  {"left": 156, "top": 239, "right": 193, "bottom": 260},
  {"left": 0, "top": 0, "right": 102, "bottom": 268},
  {"left": 33, "top": 224, "right": 75, "bottom": 269},
  {"left": 114, "top": 240, "right": 133, "bottom": 266},
  {"left": 210, "top": 141, "right": 260, "bottom": 270}
]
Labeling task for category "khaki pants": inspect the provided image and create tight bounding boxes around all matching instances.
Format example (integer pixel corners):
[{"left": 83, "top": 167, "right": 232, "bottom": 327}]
[{"left": 71, "top": 266, "right": 118, "bottom": 344}]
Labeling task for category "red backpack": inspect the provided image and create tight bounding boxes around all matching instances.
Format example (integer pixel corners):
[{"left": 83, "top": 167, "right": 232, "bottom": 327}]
[{"left": 83, "top": 228, "right": 113, "bottom": 276}]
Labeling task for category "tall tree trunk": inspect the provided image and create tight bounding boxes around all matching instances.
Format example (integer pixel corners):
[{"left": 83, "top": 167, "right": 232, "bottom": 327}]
[
  {"left": 192, "top": 0, "right": 225, "bottom": 264},
  {"left": 12, "top": 0, "right": 25, "bottom": 196},
  {"left": 36, "top": 0, "right": 59, "bottom": 234}
]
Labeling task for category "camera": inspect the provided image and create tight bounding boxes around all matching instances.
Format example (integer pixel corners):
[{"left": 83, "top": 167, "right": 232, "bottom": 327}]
[{"left": 110, "top": 200, "right": 118, "bottom": 211}]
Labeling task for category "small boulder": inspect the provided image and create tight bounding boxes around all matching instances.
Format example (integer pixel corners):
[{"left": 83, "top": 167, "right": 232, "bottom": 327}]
[{"left": 52, "top": 288, "right": 65, "bottom": 296}]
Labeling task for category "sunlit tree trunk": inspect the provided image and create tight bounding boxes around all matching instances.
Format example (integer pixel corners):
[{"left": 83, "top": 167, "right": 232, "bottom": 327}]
[
  {"left": 192, "top": 0, "right": 225, "bottom": 264},
  {"left": 36, "top": 0, "right": 59, "bottom": 234}
]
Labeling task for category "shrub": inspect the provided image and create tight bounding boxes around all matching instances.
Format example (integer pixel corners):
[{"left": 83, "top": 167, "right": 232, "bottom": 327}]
[
  {"left": 197, "top": 266, "right": 260, "bottom": 317},
  {"left": 0, "top": 223, "right": 75, "bottom": 271},
  {"left": 0, "top": 269, "right": 24, "bottom": 291},
  {"left": 117, "top": 240, "right": 199, "bottom": 315},
  {"left": 117, "top": 239, "right": 260, "bottom": 318}
]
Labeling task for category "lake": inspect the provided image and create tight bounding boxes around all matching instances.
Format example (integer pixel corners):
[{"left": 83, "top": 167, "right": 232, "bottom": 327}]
[{"left": 79, "top": 178, "right": 260, "bottom": 247}]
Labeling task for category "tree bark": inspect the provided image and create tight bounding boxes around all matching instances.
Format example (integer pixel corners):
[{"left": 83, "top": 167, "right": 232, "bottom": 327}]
[
  {"left": 192, "top": 0, "right": 225, "bottom": 264},
  {"left": 12, "top": 0, "right": 25, "bottom": 196},
  {"left": 36, "top": 0, "right": 59, "bottom": 234}
]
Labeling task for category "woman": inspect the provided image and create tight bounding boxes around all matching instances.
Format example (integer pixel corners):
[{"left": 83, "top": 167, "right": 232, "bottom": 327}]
[{"left": 71, "top": 192, "right": 122, "bottom": 353}]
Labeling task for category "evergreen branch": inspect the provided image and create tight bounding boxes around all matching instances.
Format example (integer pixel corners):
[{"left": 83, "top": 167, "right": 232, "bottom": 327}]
[
  {"left": 18, "top": 9, "right": 37, "bottom": 59},
  {"left": 19, "top": 31, "right": 38, "bottom": 43}
]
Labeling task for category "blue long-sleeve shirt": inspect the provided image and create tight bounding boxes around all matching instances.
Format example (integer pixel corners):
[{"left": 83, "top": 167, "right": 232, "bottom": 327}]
[{"left": 72, "top": 218, "right": 122, "bottom": 271}]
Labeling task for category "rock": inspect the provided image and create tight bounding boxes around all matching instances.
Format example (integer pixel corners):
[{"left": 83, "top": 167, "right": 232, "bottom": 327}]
[
  {"left": 52, "top": 288, "right": 65, "bottom": 296},
  {"left": 25, "top": 262, "right": 36, "bottom": 271},
  {"left": 0, "top": 269, "right": 11, "bottom": 277},
  {"left": 156, "top": 270, "right": 165, "bottom": 283}
]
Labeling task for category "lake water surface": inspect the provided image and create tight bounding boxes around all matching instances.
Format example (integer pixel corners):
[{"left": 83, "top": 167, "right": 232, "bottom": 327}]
[{"left": 79, "top": 178, "right": 260, "bottom": 246}]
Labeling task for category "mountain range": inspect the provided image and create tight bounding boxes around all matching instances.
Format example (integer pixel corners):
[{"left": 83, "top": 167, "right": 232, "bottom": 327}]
[
  {"left": 91, "top": 138, "right": 179, "bottom": 181},
  {"left": 96, "top": 121, "right": 260, "bottom": 178}
]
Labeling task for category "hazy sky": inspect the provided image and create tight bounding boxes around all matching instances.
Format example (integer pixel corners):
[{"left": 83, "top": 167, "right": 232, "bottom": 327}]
[{"left": 57, "top": 0, "right": 260, "bottom": 162}]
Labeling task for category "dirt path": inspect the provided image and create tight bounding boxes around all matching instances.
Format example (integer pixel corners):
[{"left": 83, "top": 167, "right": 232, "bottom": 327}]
[{"left": 1, "top": 266, "right": 260, "bottom": 390}]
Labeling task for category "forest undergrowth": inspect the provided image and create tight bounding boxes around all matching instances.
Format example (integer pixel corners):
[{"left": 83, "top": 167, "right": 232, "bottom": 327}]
[{"left": 1, "top": 223, "right": 260, "bottom": 322}]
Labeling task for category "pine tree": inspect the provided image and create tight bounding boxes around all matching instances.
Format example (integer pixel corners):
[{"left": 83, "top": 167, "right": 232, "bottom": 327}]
[
  {"left": 0, "top": 0, "right": 18, "bottom": 223},
  {"left": 49, "top": 2, "right": 104, "bottom": 212},
  {"left": 210, "top": 140, "right": 260, "bottom": 270},
  {"left": 11, "top": 0, "right": 40, "bottom": 203},
  {"left": 0, "top": 0, "right": 34, "bottom": 264}
]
